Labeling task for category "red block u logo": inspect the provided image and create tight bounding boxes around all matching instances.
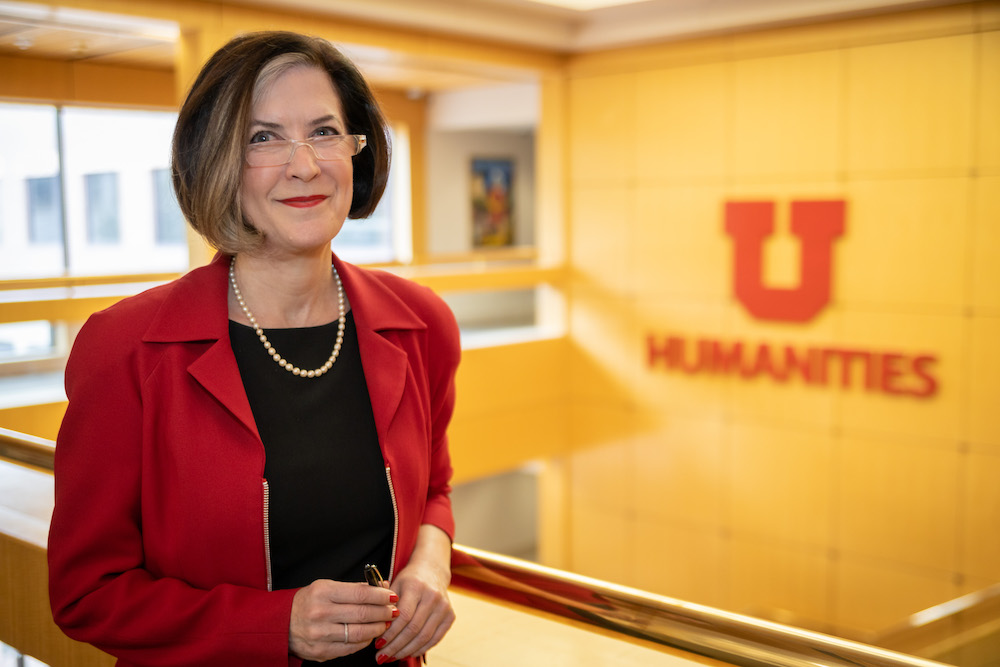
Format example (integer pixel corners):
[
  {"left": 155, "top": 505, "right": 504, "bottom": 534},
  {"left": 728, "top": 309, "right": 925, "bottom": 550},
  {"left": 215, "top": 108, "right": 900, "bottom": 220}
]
[{"left": 725, "top": 200, "right": 846, "bottom": 323}]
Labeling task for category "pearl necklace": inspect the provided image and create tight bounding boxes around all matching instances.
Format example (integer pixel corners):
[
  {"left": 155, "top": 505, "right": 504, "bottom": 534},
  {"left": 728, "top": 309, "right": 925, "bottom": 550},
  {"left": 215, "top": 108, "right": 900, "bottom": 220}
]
[{"left": 229, "top": 256, "right": 346, "bottom": 378}]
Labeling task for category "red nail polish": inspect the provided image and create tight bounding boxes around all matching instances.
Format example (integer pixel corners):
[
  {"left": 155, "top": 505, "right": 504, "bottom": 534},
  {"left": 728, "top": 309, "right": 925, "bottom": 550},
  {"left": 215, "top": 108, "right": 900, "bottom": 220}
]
[
  {"left": 377, "top": 655, "right": 394, "bottom": 665},
  {"left": 385, "top": 621, "right": 392, "bottom": 629},
  {"left": 389, "top": 594, "right": 399, "bottom": 603},
  {"left": 375, "top": 638, "right": 387, "bottom": 650}
]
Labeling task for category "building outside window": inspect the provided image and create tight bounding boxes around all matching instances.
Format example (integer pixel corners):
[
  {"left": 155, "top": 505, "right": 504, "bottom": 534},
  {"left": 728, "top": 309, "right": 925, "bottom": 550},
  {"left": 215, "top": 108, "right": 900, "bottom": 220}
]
[
  {"left": 84, "top": 172, "right": 120, "bottom": 244},
  {"left": 152, "top": 168, "right": 185, "bottom": 245},
  {"left": 60, "top": 106, "right": 187, "bottom": 275},
  {"left": 26, "top": 176, "right": 63, "bottom": 245},
  {"left": 0, "top": 104, "right": 63, "bottom": 278}
]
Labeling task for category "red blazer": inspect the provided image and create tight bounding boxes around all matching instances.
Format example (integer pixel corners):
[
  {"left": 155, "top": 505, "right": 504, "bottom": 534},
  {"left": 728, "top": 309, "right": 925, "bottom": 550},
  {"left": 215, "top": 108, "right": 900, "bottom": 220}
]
[{"left": 48, "top": 253, "right": 459, "bottom": 667}]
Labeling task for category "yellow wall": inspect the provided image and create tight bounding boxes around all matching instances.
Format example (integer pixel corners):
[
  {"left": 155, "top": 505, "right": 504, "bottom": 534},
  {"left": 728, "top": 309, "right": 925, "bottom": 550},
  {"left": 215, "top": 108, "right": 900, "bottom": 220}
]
[
  {"left": 2, "top": 0, "right": 999, "bottom": 650},
  {"left": 562, "top": 1, "right": 1000, "bottom": 640}
]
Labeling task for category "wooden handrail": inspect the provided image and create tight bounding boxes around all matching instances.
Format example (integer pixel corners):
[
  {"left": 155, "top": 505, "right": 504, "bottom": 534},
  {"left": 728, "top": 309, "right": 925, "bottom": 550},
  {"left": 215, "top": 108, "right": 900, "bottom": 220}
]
[{"left": 0, "top": 427, "right": 55, "bottom": 470}]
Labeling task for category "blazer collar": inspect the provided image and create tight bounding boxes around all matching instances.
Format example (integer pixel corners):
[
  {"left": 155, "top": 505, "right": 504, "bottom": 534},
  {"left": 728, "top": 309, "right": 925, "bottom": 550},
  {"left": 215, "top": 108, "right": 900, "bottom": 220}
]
[
  {"left": 334, "top": 255, "right": 427, "bottom": 336},
  {"left": 139, "top": 252, "right": 429, "bottom": 446}
]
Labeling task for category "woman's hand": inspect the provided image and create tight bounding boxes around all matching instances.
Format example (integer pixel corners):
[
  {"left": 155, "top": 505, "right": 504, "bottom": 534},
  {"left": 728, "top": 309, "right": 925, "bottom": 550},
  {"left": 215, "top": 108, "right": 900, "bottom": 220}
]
[
  {"left": 375, "top": 525, "right": 455, "bottom": 664},
  {"left": 289, "top": 579, "right": 399, "bottom": 662}
]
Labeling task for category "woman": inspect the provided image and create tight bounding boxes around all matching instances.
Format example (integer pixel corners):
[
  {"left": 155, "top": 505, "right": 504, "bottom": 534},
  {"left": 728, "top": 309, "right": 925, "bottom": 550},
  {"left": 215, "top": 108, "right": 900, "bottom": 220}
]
[{"left": 48, "top": 31, "right": 459, "bottom": 666}]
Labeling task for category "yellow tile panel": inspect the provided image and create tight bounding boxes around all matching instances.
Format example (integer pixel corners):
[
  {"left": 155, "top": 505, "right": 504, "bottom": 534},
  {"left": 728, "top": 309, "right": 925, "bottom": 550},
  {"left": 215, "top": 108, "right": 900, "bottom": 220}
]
[
  {"left": 570, "top": 185, "right": 633, "bottom": 296},
  {"left": 728, "top": 537, "right": 830, "bottom": 630},
  {"left": 971, "top": 178, "right": 1000, "bottom": 314},
  {"left": 568, "top": 432, "right": 635, "bottom": 514},
  {"left": 729, "top": 423, "right": 835, "bottom": 548},
  {"left": 978, "top": 32, "right": 1000, "bottom": 172},
  {"left": 962, "top": 446, "right": 1000, "bottom": 581},
  {"left": 634, "top": 520, "right": 728, "bottom": 609},
  {"left": 731, "top": 50, "right": 842, "bottom": 180},
  {"left": 633, "top": 185, "right": 730, "bottom": 300},
  {"left": 568, "top": 73, "right": 636, "bottom": 184},
  {"left": 968, "top": 316, "right": 1000, "bottom": 447},
  {"left": 727, "top": 372, "right": 838, "bottom": 431},
  {"left": 833, "top": 555, "right": 958, "bottom": 637},
  {"left": 838, "top": 179, "right": 970, "bottom": 314},
  {"left": 845, "top": 35, "right": 975, "bottom": 175},
  {"left": 569, "top": 293, "right": 639, "bottom": 403},
  {"left": 836, "top": 435, "right": 961, "bottom": 572},
  {"left": 569, "top": 505, "right": 633, "bottom": 586},
  {"left": 632, "top": 413, "right": 726, "bottom": 528},
  {"left": 634, "top": 62, "right": 729, "bottom": 184},
  {"left": 837, "top": 311, "right": 964, "bottom": 441}
]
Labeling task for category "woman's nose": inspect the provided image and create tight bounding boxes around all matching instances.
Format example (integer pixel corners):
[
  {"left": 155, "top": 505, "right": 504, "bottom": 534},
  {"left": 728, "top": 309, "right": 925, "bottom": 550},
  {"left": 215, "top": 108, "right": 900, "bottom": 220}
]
[{"left": 285, "top": 141, "right": 321, "bottom": 177}]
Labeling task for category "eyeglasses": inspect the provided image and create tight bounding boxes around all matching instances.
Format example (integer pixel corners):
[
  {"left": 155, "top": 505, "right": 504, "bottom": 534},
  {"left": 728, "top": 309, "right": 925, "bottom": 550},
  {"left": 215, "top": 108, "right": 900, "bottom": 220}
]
[{"left": 245, "top": 134, "right": 367, "bottom": 167}]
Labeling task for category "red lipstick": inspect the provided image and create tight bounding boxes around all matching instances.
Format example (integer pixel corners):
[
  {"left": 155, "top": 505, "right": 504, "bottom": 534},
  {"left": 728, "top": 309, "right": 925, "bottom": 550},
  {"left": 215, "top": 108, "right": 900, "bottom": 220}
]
[{"left": 280, "top": 195, "right": 327, "bottom": 208}]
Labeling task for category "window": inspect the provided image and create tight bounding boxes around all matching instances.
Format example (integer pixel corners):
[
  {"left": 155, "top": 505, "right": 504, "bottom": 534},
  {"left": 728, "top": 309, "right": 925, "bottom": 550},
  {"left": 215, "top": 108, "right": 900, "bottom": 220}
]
[
  {"left": 84, "top": 173, "right": 120, "bottom": 243},
  {"left": 2, "top": 103, "right": 419, "bottom": 277},
  {"left": 1, "top": 104, "right": 64, "bottom": 278},
  {"left": 0, "top": 103, "right": 187, "bottom": 279},
  {"left": 333, "top": 125, "right": 411, "bottom": 264},
  {"left": 152, "top": 168, "right": 185, "bottom": 244},
  {"left": 27, "top": 176, "right": 63, "bottom": 244},
  {"left": 0, "top": 321, "right": 56, "bottom": 362}
]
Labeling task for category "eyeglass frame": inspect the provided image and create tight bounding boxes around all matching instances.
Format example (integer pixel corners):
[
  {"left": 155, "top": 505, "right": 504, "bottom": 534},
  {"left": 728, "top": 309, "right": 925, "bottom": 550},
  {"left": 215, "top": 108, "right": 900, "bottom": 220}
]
[{"left": 244, "top": 134, "right": 367, "bottom": 167}]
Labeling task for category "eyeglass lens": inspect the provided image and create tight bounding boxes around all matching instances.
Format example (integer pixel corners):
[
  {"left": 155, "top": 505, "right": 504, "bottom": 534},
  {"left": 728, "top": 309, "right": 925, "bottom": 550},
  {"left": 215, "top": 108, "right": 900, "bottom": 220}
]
[{"left": 246, "top": 135, "right": 366, "bottom": 167}]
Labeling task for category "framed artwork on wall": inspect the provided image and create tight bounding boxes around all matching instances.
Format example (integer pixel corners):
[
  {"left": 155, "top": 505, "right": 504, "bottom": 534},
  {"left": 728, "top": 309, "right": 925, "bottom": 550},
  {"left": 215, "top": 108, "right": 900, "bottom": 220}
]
[{"left": 471, "top": 157, "right": 514, "bottom": 247}]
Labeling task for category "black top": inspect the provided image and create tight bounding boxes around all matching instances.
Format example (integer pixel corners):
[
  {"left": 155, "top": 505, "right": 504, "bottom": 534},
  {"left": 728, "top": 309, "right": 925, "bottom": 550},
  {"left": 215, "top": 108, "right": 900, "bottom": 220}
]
[{"left": 230, "top": 312, "right": 394, "bottom": 665}]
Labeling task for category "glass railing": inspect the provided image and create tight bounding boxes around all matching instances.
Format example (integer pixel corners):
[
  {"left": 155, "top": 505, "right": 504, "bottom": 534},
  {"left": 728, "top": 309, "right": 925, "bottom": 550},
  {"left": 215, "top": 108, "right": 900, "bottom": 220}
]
[
  {"left": 0, "top": 428, "right": 985, "bottom": 667},
  {"left": 450, "top": 544, "right": 953, "bottom": 667}
]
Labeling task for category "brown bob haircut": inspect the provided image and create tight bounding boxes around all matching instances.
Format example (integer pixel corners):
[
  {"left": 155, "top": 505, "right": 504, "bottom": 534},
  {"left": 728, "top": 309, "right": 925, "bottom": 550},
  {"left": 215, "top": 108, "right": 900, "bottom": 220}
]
[{"left": 171, "top": 31, "right": 391, "bottom": 254}]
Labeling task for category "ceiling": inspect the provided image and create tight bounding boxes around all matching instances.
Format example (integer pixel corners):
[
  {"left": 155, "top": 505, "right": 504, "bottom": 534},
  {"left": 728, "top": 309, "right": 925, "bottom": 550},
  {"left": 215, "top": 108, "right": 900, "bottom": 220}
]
[{"left": 0, "top": 0, "right": 963, "bottom": 91}]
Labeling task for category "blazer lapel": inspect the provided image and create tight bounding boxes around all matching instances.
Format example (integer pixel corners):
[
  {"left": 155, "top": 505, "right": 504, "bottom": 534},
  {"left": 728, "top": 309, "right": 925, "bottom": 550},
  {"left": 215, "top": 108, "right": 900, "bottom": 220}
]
[
  {"left": 140, "top": 253, "right": 424, "bottom": 446},
  {"left": 143, "top": 254, "right": 261, "bottom": 441},
  {"left": 335, "top": 256, "right": 427, "bottom": 449}
]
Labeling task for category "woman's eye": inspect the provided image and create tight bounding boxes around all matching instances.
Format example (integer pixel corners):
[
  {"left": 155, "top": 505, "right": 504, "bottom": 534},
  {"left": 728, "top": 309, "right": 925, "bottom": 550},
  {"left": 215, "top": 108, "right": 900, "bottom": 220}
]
[
  {"left": 249, "top": 131, "right": 274, "bottom": 144},
  {"left": 313, "top": 127, "right": 341, "bottom": 137}
]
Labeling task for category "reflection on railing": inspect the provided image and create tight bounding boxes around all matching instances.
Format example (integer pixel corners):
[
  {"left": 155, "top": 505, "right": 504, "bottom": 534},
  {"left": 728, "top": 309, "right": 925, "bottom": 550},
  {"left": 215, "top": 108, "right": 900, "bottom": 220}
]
[
  {"left": 875, "top": 583, "right": 1000, "bottom": 667},
  {"left": 0, "top": 428, "right": 982, "bottom": 667},
  {"left": 451, "top": 546, "right": 955, "bottom": 667}
]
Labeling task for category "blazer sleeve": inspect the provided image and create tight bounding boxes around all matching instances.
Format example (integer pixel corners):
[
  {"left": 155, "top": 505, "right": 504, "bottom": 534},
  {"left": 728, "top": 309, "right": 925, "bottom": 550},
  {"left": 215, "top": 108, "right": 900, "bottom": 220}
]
[
  {"left": 48, "top": 307, "right": 298, "bottom": 667},
  {"left": 421, "top": 292, "right": 461, "bottom": 541}
]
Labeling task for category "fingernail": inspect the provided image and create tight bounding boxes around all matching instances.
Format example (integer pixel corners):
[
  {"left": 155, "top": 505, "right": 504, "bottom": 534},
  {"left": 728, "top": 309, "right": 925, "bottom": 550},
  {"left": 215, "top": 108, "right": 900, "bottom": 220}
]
[
  {"left": 391, "top": 607, "right": 400, "bottom": 618},
  {"left": 375, "top": 638, "right": 387, "bottom": 650},
  {"left": 389, "top": 593, "right": 399, "bottom": 603},
  {"left": 376, "top": 655, "right": 394, "bottom": 665},
  {"left": 385, "top": 621, "right": 392, "bottom": 629}
]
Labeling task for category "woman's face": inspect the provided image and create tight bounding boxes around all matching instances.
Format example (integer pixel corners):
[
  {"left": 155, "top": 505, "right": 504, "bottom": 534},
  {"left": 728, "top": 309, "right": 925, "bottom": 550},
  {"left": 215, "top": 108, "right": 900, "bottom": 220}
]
[{"left": 240, "top": 64, "right": 354, "bottom": 258}]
